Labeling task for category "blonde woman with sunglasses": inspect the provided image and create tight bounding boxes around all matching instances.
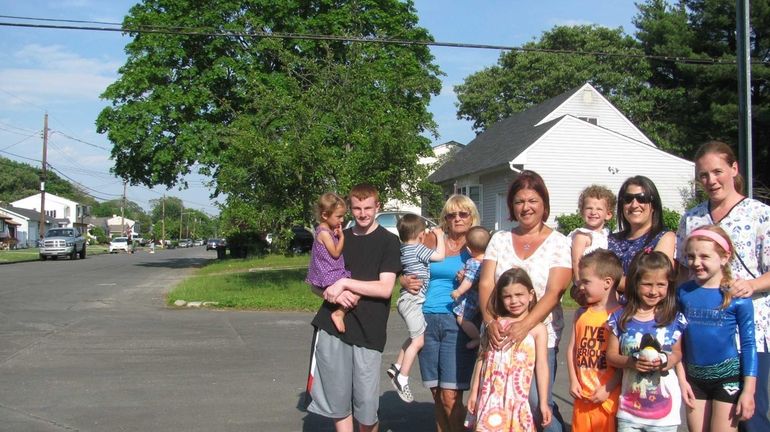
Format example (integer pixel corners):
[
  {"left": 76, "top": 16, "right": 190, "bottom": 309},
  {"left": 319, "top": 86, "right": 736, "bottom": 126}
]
[{"left": 399, "top": 194, "right": 480, "bottom": 431}]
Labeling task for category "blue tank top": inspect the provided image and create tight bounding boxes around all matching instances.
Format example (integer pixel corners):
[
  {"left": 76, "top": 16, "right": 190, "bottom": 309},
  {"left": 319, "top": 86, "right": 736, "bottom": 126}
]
[{"left": 423, "top": 250, "right": 470, "bottom": 314}]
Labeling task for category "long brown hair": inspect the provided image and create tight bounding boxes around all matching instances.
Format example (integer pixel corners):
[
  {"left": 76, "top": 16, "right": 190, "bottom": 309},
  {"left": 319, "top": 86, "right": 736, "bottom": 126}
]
[
  {"left": 685, "top": 224, "right": 734, "bottom": 309},
  {"left": 481, "top": 268, "right": 538, "bottom": 355},
  {"left": 618, "top": 250, "right": 678, "bottom": 332}
]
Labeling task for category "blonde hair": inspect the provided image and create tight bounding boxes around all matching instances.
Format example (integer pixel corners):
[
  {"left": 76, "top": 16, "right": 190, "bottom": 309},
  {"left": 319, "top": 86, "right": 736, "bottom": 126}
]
[
  {"left": 686, "top": 224, "right": 735, "bottom": 309},
  {"left": 314, "top": 192, "right": 346, "bottom": 223},
  {"left": 578, "top": 184, "right": 616, "bottom": 215},
  {"left": 439, "top": 194, "right": 480, "bottom": 231}
]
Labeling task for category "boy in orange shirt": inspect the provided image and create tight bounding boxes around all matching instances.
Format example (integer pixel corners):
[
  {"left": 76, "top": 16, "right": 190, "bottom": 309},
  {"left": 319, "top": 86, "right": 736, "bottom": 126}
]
[{"left": 567, "top": 249, "right": 623, "bottom": 432}]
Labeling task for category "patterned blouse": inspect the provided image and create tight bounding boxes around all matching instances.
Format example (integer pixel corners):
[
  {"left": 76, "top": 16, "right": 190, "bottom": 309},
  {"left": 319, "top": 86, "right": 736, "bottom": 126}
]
[
  {"left": 676, "top": 198, "right": 770, "bottom": 352},
  {"left": 608, "top": 230, "right": 668, "bottom": 275},
  {"left": 484, "top": 229, "right": 571, "bottom": 348}
]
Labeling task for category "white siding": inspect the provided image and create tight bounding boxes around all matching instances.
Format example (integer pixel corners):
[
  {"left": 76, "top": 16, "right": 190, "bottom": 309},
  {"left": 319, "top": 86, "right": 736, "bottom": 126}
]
[
  {"left": 479, "top": 170, "right": 516, "bottom": 230},
  {"left": 538, "top": 84, "right": 654, "bottom": 146},
  {"left": 524, "top": 117, "right": 694, "bottom": 226}
]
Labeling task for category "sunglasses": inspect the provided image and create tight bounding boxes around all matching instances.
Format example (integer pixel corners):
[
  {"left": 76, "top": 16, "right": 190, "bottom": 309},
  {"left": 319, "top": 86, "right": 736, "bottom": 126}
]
[
  {"left": 445, "top": 211, "right": 471, "bottom": 220},
  {"left": 622, "top": 192, "right": 653, "bottom": 205}
]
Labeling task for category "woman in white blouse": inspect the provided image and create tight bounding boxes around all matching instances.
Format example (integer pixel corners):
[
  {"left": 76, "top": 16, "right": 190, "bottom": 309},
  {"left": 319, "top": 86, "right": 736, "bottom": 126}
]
[{"left": 478, "top": 170, "right": 572, "bottom": 432}]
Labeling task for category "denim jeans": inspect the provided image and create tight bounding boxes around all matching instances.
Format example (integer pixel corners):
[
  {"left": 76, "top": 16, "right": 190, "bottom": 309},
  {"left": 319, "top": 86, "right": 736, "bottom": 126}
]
[{"left": 528, "top": 346, "right": 565, "bottom": 432}]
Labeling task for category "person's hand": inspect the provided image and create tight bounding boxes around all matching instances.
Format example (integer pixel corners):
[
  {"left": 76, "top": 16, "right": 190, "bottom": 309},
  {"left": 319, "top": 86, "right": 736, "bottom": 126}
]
[
  {"left": 633, "top": 356, "right": 660, "bottom": 373},
  {"left": 540, "top": 405, "right": 552, "bottom": 427},
  {"left": 679, "top": 378, "right": 696, "bottom": 409},
  {"left": 589, "top": 384, "right": 610, "bottom": 404},
  {"left": 504, "top": 320, "right": 530, "bottom": 348},
  {"left": 334, "top": 226, "right": 343, "bottom": 239},
  {"left": 431, "top": 227, "right": 444, "bottom": 237},
  {"left": 323, "top": 278, "right": 347, "bottom": 302},
  {"left": 487, "top": 319, "right": 506, "bottom": 350},
  {"left": 569, "top": 381, "right": 583, "bottom": 400},
  {"left": 334, "top": 291, "right": 360, "bottom": 309},
  {"left": 451, "top": 290, "right": 461, "bottom": 300},
  {"left": 736, "top": 390, "right": 756, "bottom": 421},
  {"left": 455, "top": 268, "right": 466, "bottom": 282},
  {"left": 400, "top": 274, "right": 423, "bottom": 295},
  {"left": 730, "top": 279, "right": 755, "bottom": 298},
  {"left": 467, "top": 391, "right": 477, "bottom": 414}
]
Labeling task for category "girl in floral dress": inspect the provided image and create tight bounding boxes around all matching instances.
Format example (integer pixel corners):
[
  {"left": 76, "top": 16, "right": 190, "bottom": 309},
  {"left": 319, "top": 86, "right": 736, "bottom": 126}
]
[{"left": 467, "top": 268, "right": 551, "bottom": 431}]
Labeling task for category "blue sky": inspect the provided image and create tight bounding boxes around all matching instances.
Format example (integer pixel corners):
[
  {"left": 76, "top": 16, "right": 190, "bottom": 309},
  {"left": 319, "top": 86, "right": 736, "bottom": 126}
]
[{"left": 0, "top": 0, "right": 641, "bottom": 215}]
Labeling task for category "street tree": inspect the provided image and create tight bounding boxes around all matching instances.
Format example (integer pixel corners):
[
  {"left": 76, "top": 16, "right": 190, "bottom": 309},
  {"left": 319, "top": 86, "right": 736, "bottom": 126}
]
[{"left": 97, "top": 0, "right": 442, "bottom": 242}]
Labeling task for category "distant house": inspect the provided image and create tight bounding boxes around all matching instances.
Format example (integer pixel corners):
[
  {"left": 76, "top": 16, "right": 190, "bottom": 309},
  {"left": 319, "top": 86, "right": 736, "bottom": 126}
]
[
  {"left": 0, "top": 205, "right": 46, "bottom": 248},
  {"left": 384, "top": 140, "right": 465, "bottom": 215},
  {"left": 106, "top": 215, "right": 139, "bottom": 238},
  {"left": 429, "top": 83, "right": 694, "bottom": 231},
  {"left": 11, "top": 193, "right": 88, "bottom": 233}
]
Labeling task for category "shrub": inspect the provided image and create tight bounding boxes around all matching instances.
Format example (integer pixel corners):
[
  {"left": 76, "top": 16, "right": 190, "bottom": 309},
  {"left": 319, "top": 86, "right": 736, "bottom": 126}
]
[
  {"left": 555, "top": 213, "right": 617, "bottom": 235},
  {"left": 663, "top": 208, "right": 682, "bottom": 232}
]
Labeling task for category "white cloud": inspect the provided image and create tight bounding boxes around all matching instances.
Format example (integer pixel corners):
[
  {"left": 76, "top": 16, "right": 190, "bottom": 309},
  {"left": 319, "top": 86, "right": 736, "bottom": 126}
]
[
  {"left": 14, "top": 44, "right": 121, "bottom": 75},
  {"left": 547, "top": 18, "right": 595, "bottom": 27}
]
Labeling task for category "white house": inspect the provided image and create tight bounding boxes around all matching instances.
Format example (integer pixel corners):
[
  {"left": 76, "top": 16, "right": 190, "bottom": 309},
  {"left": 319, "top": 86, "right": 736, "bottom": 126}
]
[
  {"left": 429, "top": 83, "right": 695, "bottom": 231},
  {"left": 106, "top": 215, "right": 139, "bottom": 238},
  {"left": 0, "top": 205, "right": 46, "bottom": 248},
  {"left": 384, "top": 140, "right": 465, "bottom": 214},
  {"left": 11, "top": 193, "right": 87, "bottom": 232}
]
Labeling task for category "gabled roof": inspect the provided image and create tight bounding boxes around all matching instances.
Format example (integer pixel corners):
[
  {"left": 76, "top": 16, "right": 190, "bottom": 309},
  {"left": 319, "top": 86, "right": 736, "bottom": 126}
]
[
  {"left": 429, "top": 87, "right": 581, "bottom": 183},
  {"left": 0, "top": 205, "right": 43, "bottom": 222}
]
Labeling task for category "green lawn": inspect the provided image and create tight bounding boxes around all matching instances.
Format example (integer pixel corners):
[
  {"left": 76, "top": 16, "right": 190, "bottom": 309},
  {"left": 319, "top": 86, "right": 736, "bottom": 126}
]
[
  {"left": 168, "top": 254, "right": 578, "bottom": 311},
  {"left": 0, "top": 244, "right": 111, "bottom": 263}
]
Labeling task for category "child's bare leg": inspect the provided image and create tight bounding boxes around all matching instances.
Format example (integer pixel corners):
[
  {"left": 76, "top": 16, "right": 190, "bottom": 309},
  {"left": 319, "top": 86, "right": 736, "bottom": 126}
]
[
  {"left": 331, "top": 307, "right": 347, "bottom": 333},
  {"left": 712, "top": 400, "right": 739, "bottom": 431},
  {"left": 400, "top": 334, "right": 424, "bottom": 378},
  {"left": 457, "top": 316, "right": 480, "bottom": 349},
  {"left": 686, "top": 399, "right": 709, "bottom": 432}
]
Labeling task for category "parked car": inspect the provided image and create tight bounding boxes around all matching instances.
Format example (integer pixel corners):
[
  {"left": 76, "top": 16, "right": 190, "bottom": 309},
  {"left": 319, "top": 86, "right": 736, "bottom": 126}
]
[
  {"left": 109, "top": 236, "right": 132, "bottom": 253},
  {"left": 178, "top": 238, "right": 193, "bottom": 248},
  {"left": 206, "top": 238, "right": 227, "bottom": 250},
  {"left": 265, "top": 226, "right": 314, "bottom": 254},
  {"left": 193, "top": 239, "right": 204, "bottom": 247},
  {"left": 39, "top": 228, "right": 87, "bottom": 260},
  {"left": 345, "top": 211, "right": 437, "bottom": 236}
]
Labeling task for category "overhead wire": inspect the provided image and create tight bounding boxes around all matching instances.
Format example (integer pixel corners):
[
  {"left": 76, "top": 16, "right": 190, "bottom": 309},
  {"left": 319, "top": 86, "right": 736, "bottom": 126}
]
[{"left": 0, "top": 14, "right": 765, "bottom": 65}]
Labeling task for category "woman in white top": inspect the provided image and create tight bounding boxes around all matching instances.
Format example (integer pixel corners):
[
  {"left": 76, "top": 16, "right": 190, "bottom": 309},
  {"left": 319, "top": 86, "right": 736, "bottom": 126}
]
[
  {"left": 676, "top": 140, "right": 770, "bottom": 431},
  {"left": 478, "top": 170, "right": 572, "bottom": 432}
]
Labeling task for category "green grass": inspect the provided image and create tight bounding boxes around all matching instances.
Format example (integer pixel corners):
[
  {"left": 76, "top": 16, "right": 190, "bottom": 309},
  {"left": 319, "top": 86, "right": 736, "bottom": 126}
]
[
  {"left": 167, "top": 253, "right": 578, "bottom": 311},
  {"left": 0, "top": 244, "right": 110, "bottom": 263}
]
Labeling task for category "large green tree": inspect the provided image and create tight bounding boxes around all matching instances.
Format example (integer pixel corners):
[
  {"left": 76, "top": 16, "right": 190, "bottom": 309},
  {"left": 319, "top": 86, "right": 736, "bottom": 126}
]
[
  {"left": 455, "top": 1, "right": 770, "bottom": 196},
  {"left": 97, "top": 0, "right": 442, "bottom": 240},
  {"left": 634, "top": 0, "right": 770, "bottom": 193},
  {"left": 0, "top": 157, "right": 99, "bottom": 206}
]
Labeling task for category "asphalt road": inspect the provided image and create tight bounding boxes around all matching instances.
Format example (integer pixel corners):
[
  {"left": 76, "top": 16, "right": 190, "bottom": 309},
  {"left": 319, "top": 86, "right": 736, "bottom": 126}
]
[{"left": 2, "top": 246, "right": 679, "bottom": 431}]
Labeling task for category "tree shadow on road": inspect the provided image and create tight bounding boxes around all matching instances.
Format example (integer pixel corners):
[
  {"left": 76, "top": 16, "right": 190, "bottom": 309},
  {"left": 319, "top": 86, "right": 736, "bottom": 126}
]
[
  {"left": 298, "top": 390, "right": 436, "bottom": 431},
  {"left": 134, "top": 257, "right": 210, "bottom": 269}
]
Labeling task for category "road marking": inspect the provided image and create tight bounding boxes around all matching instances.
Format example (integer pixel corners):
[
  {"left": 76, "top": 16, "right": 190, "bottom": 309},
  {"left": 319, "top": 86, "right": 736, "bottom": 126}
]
[{"left": 97, "top": 283, "right": 117, "bottom": 286}]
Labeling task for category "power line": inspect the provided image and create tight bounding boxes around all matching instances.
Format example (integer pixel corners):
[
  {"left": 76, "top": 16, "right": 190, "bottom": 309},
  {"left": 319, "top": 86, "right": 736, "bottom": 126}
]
[
  {"left": 50, "top": 130, "right": 111, "bottom": 151},
  {"left": 0, "top": 131, "right": 39, "bottom": 152},
  {"left": 0, "top": 149, "right": 41, "bottom": 163},
  {"left": 0, "top": 15, "right": 765, "bottom": 66}
]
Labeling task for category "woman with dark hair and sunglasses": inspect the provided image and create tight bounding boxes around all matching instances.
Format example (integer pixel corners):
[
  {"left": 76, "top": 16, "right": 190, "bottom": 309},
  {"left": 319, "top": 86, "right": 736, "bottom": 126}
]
[
  {"left": 399, "top": 194, "right": 481, "bottom": 431},
  {"left": 478, "top": 170, "right": 572, "bottom": 432},
  {"left": 608, "top": 175, "right": 676, "bottom": 292}
]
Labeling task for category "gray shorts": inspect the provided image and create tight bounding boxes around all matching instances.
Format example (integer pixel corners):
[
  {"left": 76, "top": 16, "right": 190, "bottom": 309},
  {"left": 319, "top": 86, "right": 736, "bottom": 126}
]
[
  {"left": 397, "top": 292, "right": 426, "bottom": 338},
  {"left": 307, "top": 329, "right": 381, "bottom": 425}
]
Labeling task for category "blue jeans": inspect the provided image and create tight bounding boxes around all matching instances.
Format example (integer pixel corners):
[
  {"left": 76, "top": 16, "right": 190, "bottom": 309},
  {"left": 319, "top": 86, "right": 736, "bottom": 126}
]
[
  {"left": 528, "top": 346, "right": 564, "bottom": 432},
  {"left": 617, "top": 418, "right": 679, "bottom": 432},
  {"left": 740, "top": 350, "right": 770, "bottom": 431},
  {"left": 418, "top": 313, "right": 476, "bottom": 389}
]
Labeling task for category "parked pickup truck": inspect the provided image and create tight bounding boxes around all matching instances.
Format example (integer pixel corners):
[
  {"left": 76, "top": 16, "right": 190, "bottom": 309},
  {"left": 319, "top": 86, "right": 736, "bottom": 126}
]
[{"left": 39, "top": 228, "right": 86, "bottom": 260}]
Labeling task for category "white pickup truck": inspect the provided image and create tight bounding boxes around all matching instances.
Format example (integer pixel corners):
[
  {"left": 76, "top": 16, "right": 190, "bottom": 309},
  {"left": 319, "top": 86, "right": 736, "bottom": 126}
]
[{"left": 39, "top": 228, "right": 87, "bottom": 260}]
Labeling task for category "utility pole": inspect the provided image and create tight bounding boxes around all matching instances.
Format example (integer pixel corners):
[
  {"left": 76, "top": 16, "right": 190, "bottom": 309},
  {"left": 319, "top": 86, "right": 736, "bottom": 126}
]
[
  {"left": 737, "top": 0, "right": 753, "bottom": 197},
  {"left": 120, "top": 180, "right": 127, "bottom": 238},
  {"left": 161, "top": 194, "right": 166, "bottom": 247},
  {"left": 38, "top": 113, "right": 48, "bottom": 240},
  {"left": 179, "top": 204, "right": 184, "bottom": 240}
]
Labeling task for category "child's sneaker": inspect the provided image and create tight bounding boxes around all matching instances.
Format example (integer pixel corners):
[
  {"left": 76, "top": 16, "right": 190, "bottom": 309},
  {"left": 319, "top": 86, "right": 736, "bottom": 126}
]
[
  {"left": 386, "top": 364, "right": 399, "bottom": 380},
  {"left": 391, "top": 374, "right": 414, "bottom": 403}
]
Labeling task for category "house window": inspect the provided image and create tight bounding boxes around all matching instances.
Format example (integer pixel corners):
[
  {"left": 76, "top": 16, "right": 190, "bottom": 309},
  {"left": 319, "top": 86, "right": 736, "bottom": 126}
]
[
  {"left": 578, "top": 116, "right": 598, "bottom": 125},
  {"left": 46, "top": 210, "right": 57, "bottom": 218},
  {"left": 456, "top": 185, "right": 482, "bottom": 217}
]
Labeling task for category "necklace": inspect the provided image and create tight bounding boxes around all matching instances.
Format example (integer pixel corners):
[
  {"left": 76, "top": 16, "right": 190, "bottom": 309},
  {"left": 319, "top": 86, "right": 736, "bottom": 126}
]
[
  {"left": 446, "top": 237, "right": 465, "bottom": 251},
  {"left": 515, "top": 225, "right": 543, "bottom": 251}
]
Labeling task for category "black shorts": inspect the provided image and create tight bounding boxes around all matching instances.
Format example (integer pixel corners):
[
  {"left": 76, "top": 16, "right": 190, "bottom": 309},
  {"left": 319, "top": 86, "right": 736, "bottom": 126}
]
[{"left": 687, "top": 375, "right": 743, "bottom": 403}]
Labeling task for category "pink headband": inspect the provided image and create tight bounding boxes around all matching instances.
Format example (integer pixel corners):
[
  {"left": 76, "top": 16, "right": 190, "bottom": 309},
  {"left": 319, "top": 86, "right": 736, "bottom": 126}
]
[{"left": 688, "top": 229, "right": 731, "bottom": 254}]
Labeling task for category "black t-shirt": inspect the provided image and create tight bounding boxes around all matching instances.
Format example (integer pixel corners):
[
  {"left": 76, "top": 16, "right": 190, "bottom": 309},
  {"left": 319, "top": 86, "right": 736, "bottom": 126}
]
[{"left": 311, "top": 224, "right": 401, "bottom": 352}]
